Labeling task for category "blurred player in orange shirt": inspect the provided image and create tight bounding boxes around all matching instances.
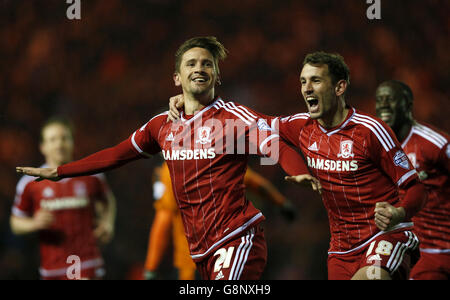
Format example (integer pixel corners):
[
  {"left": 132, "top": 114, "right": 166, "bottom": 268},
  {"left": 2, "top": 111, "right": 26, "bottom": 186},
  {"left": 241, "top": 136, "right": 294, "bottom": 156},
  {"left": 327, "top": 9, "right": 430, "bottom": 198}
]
[{"left": 143, "top": 161, "right": 295, "bottom": 280}]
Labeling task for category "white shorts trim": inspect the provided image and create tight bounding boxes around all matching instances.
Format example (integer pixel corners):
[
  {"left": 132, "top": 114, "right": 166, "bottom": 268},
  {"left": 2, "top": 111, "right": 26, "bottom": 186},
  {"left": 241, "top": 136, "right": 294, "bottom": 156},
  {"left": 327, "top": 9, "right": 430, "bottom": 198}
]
[
  {"left": 327, "top": 222, "right": 414, "bottom": 255},
  {"left": 420, "top": 248, "right": 450, "bottom": 254},
  {"left": 190, "top": 213, "right": 263, "bottom": 261},
  {"left": 228, "top": 228, "right": 255, "bottom": 280}
]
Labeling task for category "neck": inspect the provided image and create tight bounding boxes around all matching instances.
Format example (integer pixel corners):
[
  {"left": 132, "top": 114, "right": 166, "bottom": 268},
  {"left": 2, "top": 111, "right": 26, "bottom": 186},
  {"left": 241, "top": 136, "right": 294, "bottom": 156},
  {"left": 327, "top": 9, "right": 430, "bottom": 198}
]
[
  {"left": 394, "top": 118, "right": 414, "bottom": 143},
  {"left": 184, "top": 90, "right": 215, "bottom": 115},
  {"left": 46, "top": 158, "right": 70, "bottom": 168},
  {"left": 318, "top": 97, "right": 349, "bottom": 129}
]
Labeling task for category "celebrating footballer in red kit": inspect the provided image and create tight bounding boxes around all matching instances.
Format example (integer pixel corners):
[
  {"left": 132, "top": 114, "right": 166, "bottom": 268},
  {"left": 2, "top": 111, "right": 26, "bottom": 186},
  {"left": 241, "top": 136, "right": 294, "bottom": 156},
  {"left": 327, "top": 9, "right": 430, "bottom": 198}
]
[
  {"left": 376, "top": 80, "right": 450, "bottom": 280},
  {"left": 169, "top": 51, "right": 427, "bottom": 280},
  {"left": 16, "top": 37, "right": 318, "bottom": 280},
  {"left": 272, "top": 53, "right": 427, "bottom": 280}
]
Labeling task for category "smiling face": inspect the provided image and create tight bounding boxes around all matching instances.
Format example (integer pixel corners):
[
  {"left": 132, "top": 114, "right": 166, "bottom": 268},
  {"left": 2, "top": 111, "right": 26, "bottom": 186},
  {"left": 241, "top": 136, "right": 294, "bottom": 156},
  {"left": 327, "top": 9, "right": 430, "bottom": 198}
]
[
  {"left": 300, "top": 63, "right": 339, "bottom": 120},
  {"left": 375, "top": 83, "right": 410, "bottom": 130},
  {"left": 174, "top": 47, "right": 218, "bottom": 99}
]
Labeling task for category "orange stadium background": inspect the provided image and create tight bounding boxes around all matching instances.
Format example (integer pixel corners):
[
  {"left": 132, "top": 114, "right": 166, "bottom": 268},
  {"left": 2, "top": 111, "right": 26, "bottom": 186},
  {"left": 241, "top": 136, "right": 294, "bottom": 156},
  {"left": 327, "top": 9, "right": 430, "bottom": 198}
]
[{"left": 0, "top": 0, "right": 448, "bottom": 279}]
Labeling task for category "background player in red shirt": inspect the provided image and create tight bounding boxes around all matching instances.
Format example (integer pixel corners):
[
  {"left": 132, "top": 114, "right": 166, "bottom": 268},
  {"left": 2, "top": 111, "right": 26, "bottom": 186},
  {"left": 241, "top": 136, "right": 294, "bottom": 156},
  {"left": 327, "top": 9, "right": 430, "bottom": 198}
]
[
  {"left": 11, "top": 117, "right": 116, "bottom": 280},
  {"left": 168, "top": 52, "right": 427, "bottom": 280},
  {"left": 16, "top": 37, "right": 318, "bottom": 280},
  {"left": 375, "top": 80, "right": 450, "bottom": 280}
]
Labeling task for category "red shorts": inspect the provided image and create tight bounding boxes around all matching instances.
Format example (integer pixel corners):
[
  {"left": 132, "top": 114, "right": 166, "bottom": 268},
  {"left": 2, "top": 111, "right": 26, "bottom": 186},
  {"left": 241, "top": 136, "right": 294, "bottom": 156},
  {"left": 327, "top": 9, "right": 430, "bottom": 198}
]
[
  {"left": 195, "top": 226, "right": 267, "bottom": 280},
  {"left": 328, "top": 229, "right": 419, "bottom": 280},
  {"left": 410, "top": 251, "right": 450, "bottom": 280}
]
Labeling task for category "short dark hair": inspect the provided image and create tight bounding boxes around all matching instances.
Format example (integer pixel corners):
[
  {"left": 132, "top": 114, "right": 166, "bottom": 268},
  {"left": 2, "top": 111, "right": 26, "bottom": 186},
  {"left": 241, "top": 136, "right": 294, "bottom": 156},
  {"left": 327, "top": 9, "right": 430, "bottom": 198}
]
[
  {"left": 175, "top": 36, "right": 228, "bottom": 74},
  {"left": 40, "top": 116, "right": 74, "bottom": 143},
  {"left": 382, "top": 80, "right": 414, "bottom": 104},
  {"left": 303, "top": 51, "right": 350, "bottom": 85}
]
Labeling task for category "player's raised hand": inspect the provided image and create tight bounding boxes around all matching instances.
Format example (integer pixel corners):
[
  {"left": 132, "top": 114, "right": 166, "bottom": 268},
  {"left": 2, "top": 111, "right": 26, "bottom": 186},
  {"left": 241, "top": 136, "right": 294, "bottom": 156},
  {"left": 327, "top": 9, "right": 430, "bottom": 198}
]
[
  {"left": 167, "top": 94, "right": 185, "bottom": 122},
  {"left": 285, "top": 174, "right": 322, "bottom": 194},
  {"left": 16, "top": 167, "right": 60, "bottom": 181},
  {"left": 374, "top": 202, "right": 406, "bottom": 231}
]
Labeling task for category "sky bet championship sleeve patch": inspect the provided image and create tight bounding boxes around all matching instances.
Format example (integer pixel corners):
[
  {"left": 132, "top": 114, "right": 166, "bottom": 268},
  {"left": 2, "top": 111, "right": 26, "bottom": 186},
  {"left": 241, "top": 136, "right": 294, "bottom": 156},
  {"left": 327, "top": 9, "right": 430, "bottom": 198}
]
[
  {"left": 393, "top": 150, "right": 410, "bottom": 170},
  {"left": 257, "top": 119, "right": 273, "bottom": 131}
]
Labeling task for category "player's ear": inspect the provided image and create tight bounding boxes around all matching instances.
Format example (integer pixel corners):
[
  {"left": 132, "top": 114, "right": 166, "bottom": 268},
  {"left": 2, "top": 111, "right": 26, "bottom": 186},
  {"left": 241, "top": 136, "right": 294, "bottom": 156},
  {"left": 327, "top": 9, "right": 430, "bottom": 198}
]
[
  {"left": 216, "top": 75, "right": 222, "bottom": 86},
  {"left": 173, "top": 72, "right": 181, "bottom": 87},
  {"left": 335, "top": 80, "right": 347, "bottom": 97}
]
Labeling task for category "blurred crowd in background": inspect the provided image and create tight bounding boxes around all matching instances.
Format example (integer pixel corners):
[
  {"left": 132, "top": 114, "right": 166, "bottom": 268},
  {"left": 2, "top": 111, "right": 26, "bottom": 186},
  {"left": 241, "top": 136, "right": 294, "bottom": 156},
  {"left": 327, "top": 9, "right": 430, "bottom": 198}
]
[{"left": 0, "top": 0, "right": 448, "bottom": 279}]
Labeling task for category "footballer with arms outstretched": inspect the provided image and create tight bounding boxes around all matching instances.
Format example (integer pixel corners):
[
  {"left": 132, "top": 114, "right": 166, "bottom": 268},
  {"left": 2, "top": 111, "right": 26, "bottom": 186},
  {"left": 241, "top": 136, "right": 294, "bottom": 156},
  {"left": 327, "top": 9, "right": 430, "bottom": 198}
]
[
  {"left": 376, "top": 80, "right": 449, "bottom": 280},
  {"left": 169, "top": 52, "right": 427, "bottom": 280},
  {"left": 11, "top": 117, "right": 116, "bottom": 280},
  {"left": 17, "top": 37, "right": 318, "bottom": 280}
]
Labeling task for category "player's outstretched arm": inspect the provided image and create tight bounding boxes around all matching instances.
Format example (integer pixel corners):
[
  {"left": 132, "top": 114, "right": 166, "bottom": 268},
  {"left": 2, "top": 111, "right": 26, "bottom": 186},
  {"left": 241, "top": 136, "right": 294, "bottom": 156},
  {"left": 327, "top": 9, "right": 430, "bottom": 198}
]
[{"left": 16, "top": 167, "right": 59, "bottom": 181}]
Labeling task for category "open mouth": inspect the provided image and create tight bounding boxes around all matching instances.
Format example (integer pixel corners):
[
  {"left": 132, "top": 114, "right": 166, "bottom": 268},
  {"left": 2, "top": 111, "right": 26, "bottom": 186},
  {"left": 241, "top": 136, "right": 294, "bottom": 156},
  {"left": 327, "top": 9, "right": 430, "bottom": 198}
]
[
  {"left": 192, "top": 77, "right": 208, "bottom": 83},
  {"left": 306, "top": 96, "right": 319, "bottom": 112},
  {"left": 379, "top": 110, "right": 392, "bottom": 122}
]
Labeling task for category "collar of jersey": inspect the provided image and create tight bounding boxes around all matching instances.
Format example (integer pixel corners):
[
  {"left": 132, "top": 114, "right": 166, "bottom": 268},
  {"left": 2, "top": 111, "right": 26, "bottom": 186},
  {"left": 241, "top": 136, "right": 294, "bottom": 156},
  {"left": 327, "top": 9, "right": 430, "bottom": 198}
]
[
  {"left": 180, "top": 96, "right": 221, "bottom": 125},
  {"left": 400, "top": 123, "right": 415, "bottom": 148},
  {"left": 317, "top": 106, "right": 356, "bottom": 136}
]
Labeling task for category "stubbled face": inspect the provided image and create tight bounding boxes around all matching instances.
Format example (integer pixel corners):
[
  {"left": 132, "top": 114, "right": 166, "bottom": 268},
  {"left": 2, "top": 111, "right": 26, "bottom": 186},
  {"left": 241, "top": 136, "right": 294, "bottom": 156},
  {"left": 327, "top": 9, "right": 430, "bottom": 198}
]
[
  {"left": 174, "top": 47, "right": 218, "bottom": 97},
  {"left": 375, "top": 84, "right": 409, "bottom": 129},
  {"left": 40, "top": 124, "right": 74, "bottom": 166},
  {"left": 300, "top": 63, "right": 338, "bottom": 120}
]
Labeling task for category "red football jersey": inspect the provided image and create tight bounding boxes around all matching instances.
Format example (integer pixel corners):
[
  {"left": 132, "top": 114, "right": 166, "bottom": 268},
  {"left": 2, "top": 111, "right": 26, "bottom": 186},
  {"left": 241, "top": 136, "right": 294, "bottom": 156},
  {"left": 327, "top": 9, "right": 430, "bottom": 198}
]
[
  {"left": 273, "top": 107, "right": 419, "bottom": 254},
  {"left": 12, "top": 167, "right": 110, "bottom": 278},
  {"left": 130, "top": 97, "right": 303, "bottom": 262},
  {"left": 401, "top": 122, "right": 450, "bottom": 252}
]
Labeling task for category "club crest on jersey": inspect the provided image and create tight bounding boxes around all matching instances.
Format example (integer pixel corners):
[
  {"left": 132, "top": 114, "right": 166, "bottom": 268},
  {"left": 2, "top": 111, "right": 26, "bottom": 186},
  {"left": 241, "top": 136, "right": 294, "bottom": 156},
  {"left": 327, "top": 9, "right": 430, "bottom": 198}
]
[
  {"left": 393, "top": 150, "right": 410, "bottom": 170},
  {"left": 196, "top": 127, "right": 212, "bottom": 145},
  {"left": 337, "top": 140, "right": 354, "bottom": 158},
  {"left": 43, "top": 187, "right": 54, "bottom": 198},
  {"left": 73, "top": 182, "right": 87, "bottom": 197}
]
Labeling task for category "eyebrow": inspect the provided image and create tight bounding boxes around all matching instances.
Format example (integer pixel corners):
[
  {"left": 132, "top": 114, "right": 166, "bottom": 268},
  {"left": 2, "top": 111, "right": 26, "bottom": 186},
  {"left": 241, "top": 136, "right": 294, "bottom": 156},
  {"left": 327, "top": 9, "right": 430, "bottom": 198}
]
[
  {"left": 185, "top": 58, "right": 213, "bottom": 64},
  {"left": 300, "top": 75, "right": 323, "bottom": 81}
]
